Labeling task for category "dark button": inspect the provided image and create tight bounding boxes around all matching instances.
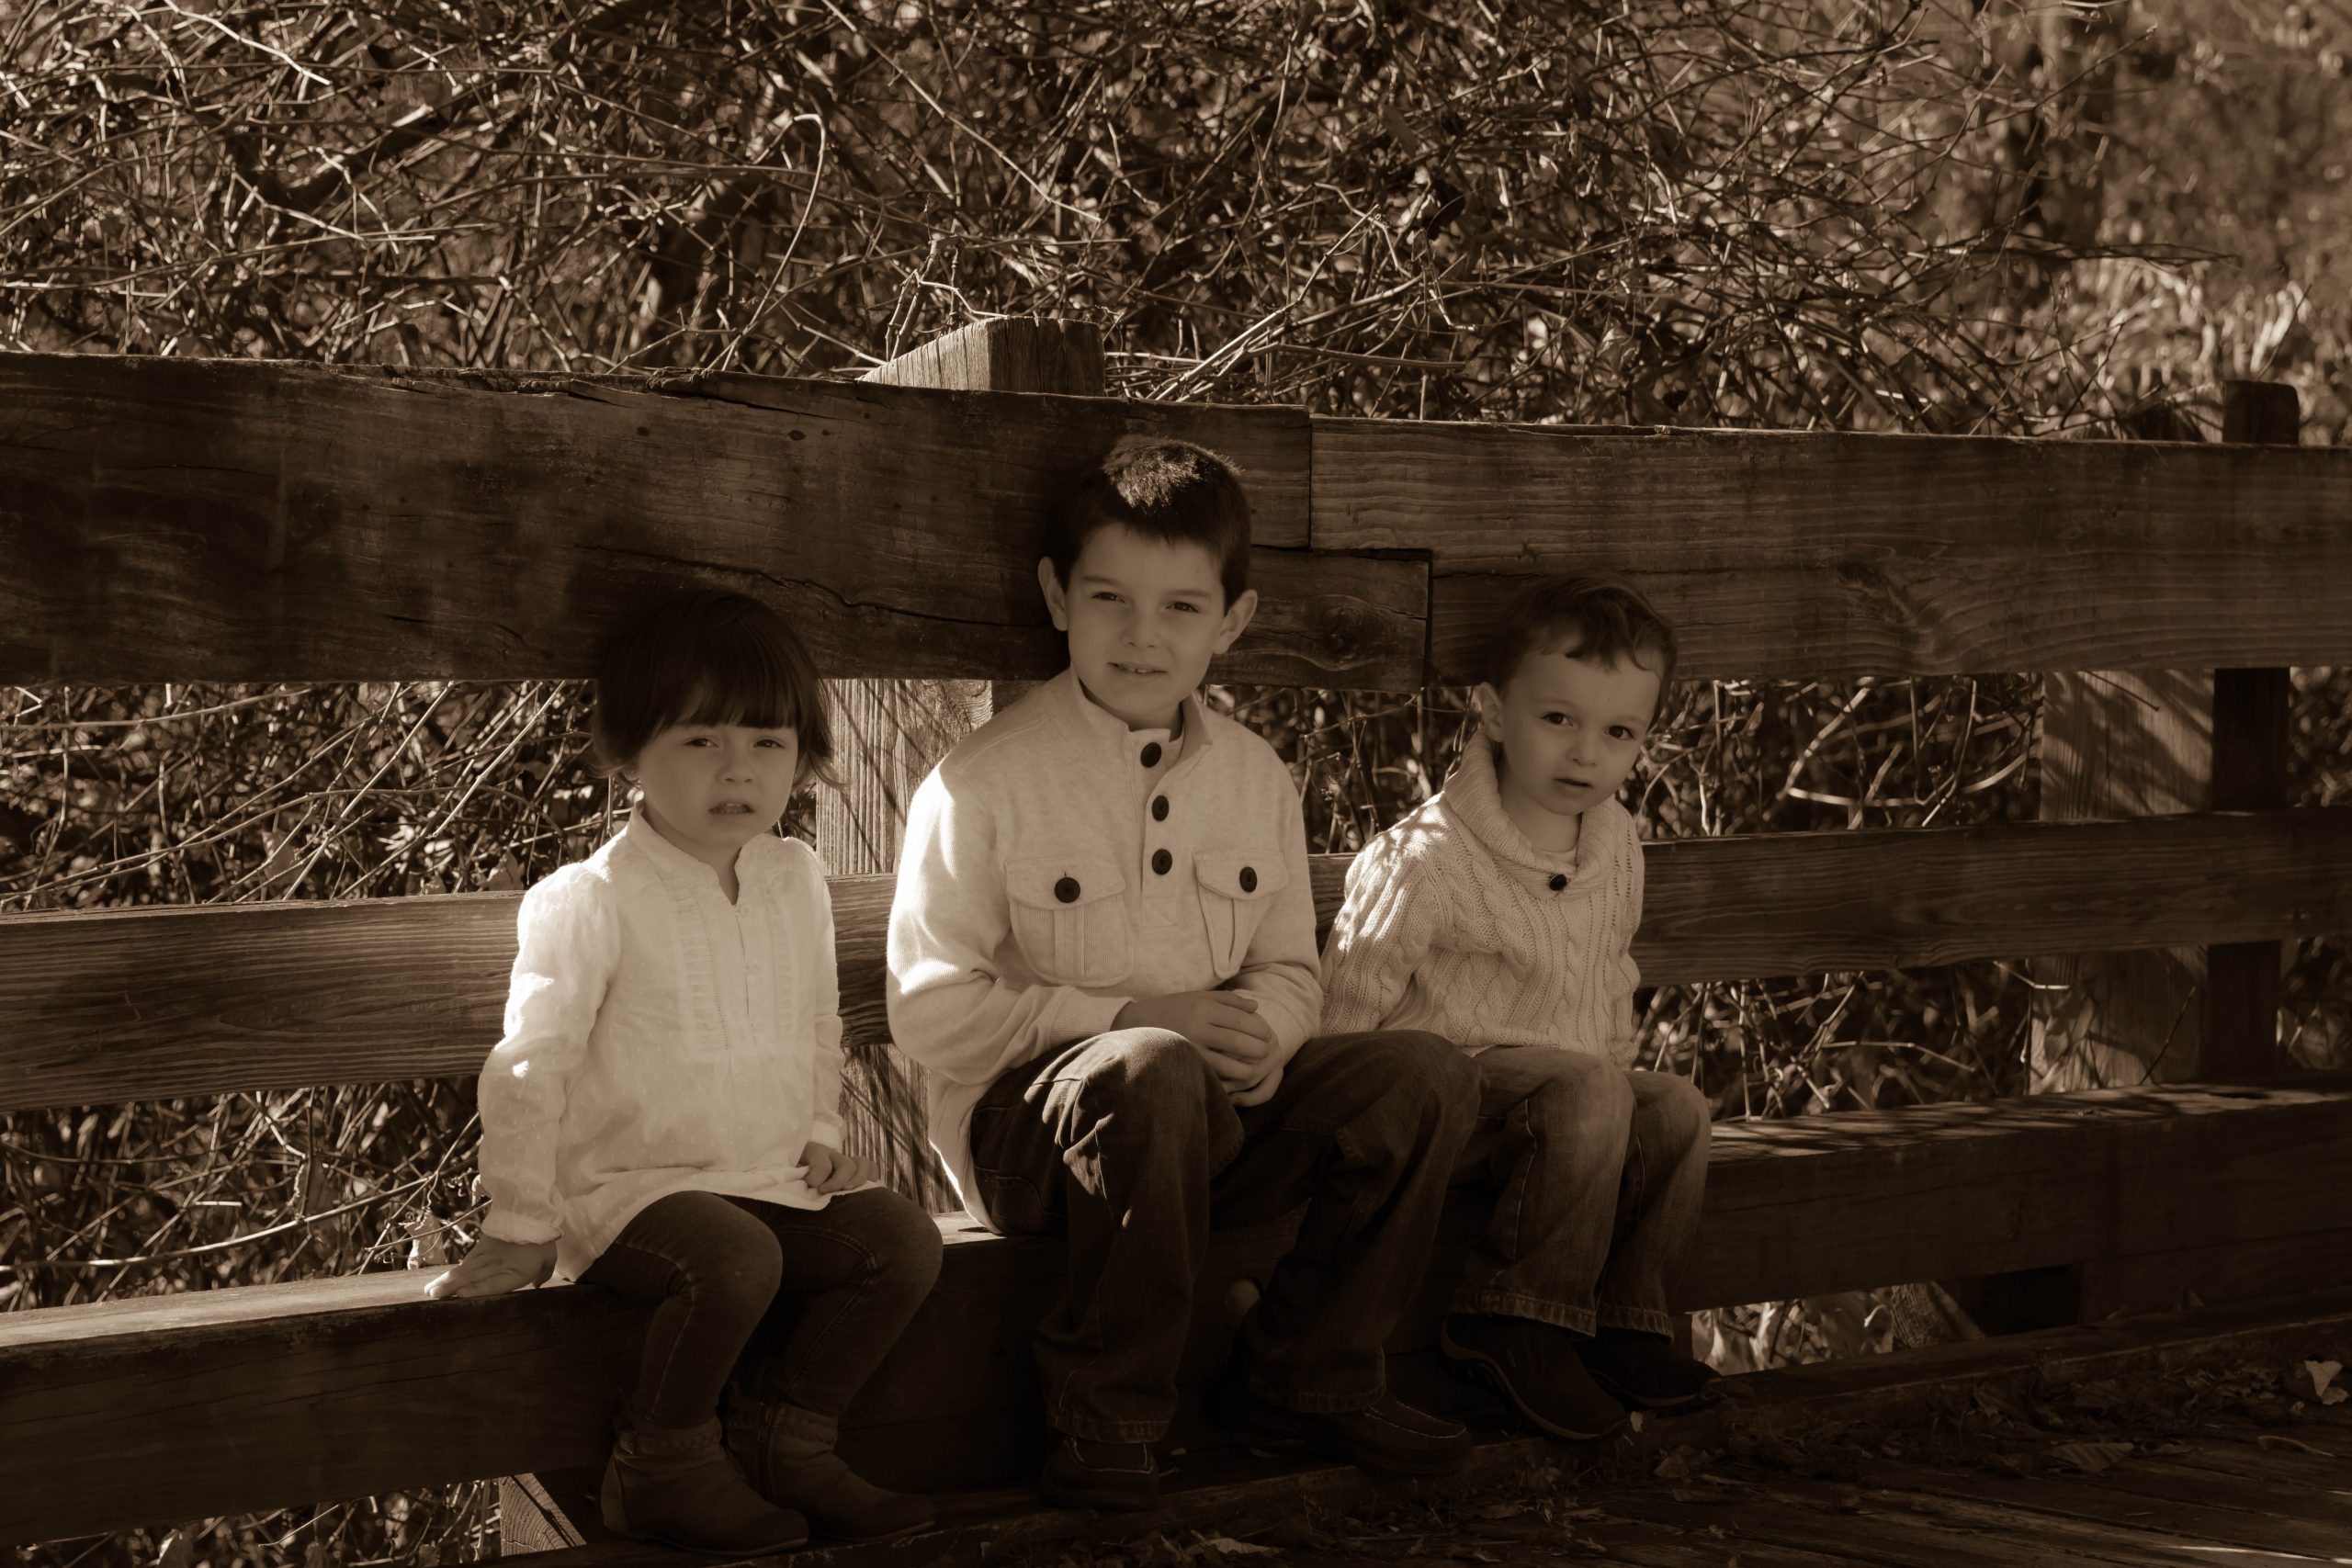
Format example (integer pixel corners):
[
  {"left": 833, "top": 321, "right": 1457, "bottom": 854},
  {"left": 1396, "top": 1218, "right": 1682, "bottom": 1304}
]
[
  {"left": 1547, "top": 873, "right": 1568, "bottom": 892},
  {"left": 1055, "top": 875, "right": 1081, "bottom": 904},
  {"left": 1151, "top": 795, "right": 1170, "bottom": 821},
  {"left": 1140, "top": 742, "right": 1163, "bottom": 768},
  {"left": 1151, "top": 848, "right": 1173, "bottom": 875},
  {"left": 1239, "top": 865, "right": 1258, "bottom": 893}
]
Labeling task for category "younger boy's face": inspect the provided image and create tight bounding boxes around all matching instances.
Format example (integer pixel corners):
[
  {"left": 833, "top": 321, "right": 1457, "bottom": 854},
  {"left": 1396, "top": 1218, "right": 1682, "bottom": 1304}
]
[
  {"left": 1478, "top": 646, "right": 1661, "bottom": 838},
  {"left": 1039, "top": 523, "right": 1258, "bottom": 731},
  {"left": 630, "top": 720, "right": 801, "bottom": 870}
]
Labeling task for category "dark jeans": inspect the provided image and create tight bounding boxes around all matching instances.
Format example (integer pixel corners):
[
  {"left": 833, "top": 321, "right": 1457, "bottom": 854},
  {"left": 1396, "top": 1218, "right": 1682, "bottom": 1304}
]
[
  {"left": 968, "top": 1027, "right": 1478, "bottom": 1442},
  {"left": 578, "top": 1186, "right": 944, "bottom": 1441},
  {"left": 1452, "top": 1048, "right": 1711, "bottom": 1338}
]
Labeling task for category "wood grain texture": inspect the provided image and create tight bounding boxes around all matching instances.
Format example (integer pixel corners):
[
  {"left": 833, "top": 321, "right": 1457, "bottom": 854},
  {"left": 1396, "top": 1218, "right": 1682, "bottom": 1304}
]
[
  {"left": 1309, "top": 417, "right": 2352, "bottom": 681},
  {"left": 8, "top": 808, "right": 2352, "bottom": 1114},
  {"left": 6, "top": 1081, "right": 2349, "bottom": 1538},
  {"left": 0, "top": 355, "right": 1380, "bottom": 685}
]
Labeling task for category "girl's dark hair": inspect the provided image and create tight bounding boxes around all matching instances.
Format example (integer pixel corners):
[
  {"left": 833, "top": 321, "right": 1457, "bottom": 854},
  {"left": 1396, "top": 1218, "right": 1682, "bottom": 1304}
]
[
  {"left": 1480, "top": 573, "right": 1679, "bottom": 716},
  {"left": 589, "top": 591, "right": 836, "bottom": 785},
  {"left": 1045, "top": 437, "right": 1252, "bottom": 605}
]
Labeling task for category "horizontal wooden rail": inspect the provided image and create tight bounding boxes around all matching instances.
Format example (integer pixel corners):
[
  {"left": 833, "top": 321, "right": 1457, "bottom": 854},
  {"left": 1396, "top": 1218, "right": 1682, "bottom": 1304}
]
[
  {"left": 7, "top": 356, "right": 2352, "bottom": 687},
  {"left": 0, "top": 355, "right": 1417, "bottom": 690},
  {"left": 1312, "top": 416, "right": 2352, "bottom": 682},
  {"left": 6, "top": 1079, "right": 2348, "bottom": 1540},
  {"left": 5, "top": 808, "right": 2349, "bottom": 1115}
]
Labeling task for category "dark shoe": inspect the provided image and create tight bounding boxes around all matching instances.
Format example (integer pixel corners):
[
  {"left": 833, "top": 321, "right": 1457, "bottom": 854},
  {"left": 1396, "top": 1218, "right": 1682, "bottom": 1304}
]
[
  {"left": 724, "top": 1394, "right": 937, "bottom": 1541},
  {"left": 1208, "top": 1376, "right": 1470, "bottom": 1476},
  {"left": 1577, "top": 1327, "right": 1724, "bottom": 1411},
  {"left": 1440, "top": 1313, "right": 1628, "bottom": 1441},
  {"left": 1038, "top": 1435, "right": 1162, "bottom": 1511},
  {"left": 600, "top": 1415, "right": 810, "bottom": 1554}
]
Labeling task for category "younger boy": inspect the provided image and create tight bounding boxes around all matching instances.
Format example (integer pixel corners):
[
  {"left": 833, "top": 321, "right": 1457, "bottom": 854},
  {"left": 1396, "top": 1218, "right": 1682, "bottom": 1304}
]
[
  {"left": 1321, "top": 574, "right": 1718, "bottom": 1440},
  {"left": 887, "top": 439, "right": 1478, "bottom": 1510}
]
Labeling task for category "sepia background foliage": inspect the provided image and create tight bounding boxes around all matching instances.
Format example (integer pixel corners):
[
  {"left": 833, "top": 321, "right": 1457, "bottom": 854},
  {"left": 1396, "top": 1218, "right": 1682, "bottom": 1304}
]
[{"left": 5, "top": 0, "right": 2348, "bottom": 1559}]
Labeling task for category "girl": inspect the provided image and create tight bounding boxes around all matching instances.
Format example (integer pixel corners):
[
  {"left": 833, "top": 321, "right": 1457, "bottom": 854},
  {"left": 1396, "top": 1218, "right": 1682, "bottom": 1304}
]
[{"left": 426, "top": 591, "right": 943, "bottom": 1552}]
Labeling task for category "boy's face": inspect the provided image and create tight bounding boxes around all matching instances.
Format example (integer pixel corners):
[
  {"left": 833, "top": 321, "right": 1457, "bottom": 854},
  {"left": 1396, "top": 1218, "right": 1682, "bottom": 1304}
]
[
  {"left": 1477, "top": 646, "right": 1661, "bottom": 837},
  {"left": 1039, "top": 523, "right": 1258, "bottom": 731},
  {"left": 629, "top": 720, "right": 801, "bottom": 870}
]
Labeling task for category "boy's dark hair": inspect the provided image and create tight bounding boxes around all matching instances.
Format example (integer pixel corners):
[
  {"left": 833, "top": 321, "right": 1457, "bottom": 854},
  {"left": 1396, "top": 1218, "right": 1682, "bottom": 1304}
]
[
  {"left": 590, "top": 590, "right": 836, "bottom": 786},
  {"left": 1480, "top": 573, "right": 1679, "bottom": 717},
  {"left": 1045, "top": 437, "right": 1252, "bottom": 605}
]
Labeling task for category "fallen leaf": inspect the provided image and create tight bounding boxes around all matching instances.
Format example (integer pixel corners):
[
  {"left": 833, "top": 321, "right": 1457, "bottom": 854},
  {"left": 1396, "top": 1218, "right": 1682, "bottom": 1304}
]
[
  {"left": 1196, "top": 1538, "right": 1280, "bottom": 1559},
  {"left": 2047, "top": 1440, "right": 2136, "bottom": 1474},
  {"left": 2256, "top": 1433, "right": 2335, "bottom": 1457},
  {"left": 1473, "top": 1503, "right": 1525, "bottom": 1521},
  {"left": 1654, "top": 1451, "right": 1690, "bottom": 1481},
  {"left": 2304, "top": 1359, "right": 2345, "bottom": 1403}
]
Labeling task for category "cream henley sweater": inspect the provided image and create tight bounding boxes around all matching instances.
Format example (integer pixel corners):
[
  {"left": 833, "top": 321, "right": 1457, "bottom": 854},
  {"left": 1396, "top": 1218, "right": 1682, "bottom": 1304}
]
[
  {"left": 476, "top": 816, "right": 846, "bottom": 1280},
  {"left": 887, "top": 670, "right": 1322, "bottom": 1227},
  {"left": 1320, "top": 737, "right": 1645, "bottom": 1065}
]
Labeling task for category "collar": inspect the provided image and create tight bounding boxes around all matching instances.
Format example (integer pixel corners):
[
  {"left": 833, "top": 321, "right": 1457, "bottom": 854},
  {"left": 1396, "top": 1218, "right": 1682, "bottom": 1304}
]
[
  {"left": 619, "top": 808, "right": 758, "bottom": 895},
  {"left": 1447, "top": 736, "right": 1594, "bottom": 879},
  {"left": 1048, "top": 666, "right": 1212, "bottom": 772}
]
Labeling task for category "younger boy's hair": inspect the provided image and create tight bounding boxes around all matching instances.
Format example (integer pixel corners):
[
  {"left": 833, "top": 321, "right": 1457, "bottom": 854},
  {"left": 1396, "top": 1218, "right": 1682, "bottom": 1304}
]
[
  {"left": 590, "top": 589, "right": 837, "bottom": 787},
  {"left": 1481, "top": 573, "right": 1679, "bottom": 716},
  {"left": 1045, "top": 437, "right": 1252, "bottom": 605}
]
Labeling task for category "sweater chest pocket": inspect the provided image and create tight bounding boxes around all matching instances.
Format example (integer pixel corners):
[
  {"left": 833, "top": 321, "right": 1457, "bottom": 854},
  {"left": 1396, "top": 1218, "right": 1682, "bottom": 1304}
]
[
  {"left": 1195, "top": 851, "right": 1285, "bottom": 975},
  {"left": 1007, "top": 855, "right": 1132, "bottom": 987}
]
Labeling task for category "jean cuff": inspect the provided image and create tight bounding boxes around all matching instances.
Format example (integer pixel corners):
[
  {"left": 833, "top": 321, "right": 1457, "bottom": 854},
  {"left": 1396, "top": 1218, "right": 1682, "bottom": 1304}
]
[
  {"left": 1597, "top": 1303, "right": 1674, "bottom": 1337},
  {"left": 1453, "top": 1287, "right": 1598, "bottom": 1337},
  {"left": 770, "top": 1399, "right": 839, "bottom": 1445},
  {"left": 1046, "top": 1404, "right": 1168, "bottom": 1443}
]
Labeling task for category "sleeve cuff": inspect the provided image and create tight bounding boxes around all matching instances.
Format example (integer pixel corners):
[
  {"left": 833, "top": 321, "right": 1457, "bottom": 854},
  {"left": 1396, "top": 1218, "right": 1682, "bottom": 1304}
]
[
  {"left": 810, "top": 1116, "right": 844, "bottom": 1148},
  {"left": 1056, "top": 989, "right": 1133, "bottom": 1044},
  {"left": 479, "top": 1207, "right": 560, "bottom": 1247}
]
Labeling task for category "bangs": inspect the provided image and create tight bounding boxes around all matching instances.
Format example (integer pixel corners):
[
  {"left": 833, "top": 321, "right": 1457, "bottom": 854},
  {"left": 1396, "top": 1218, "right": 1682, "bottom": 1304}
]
[
  {"left": 671, "top": 649, "right": 808, "bottom": 736},
  {"left": 589, "top": 590, "right": 835, "bottom": 781}
]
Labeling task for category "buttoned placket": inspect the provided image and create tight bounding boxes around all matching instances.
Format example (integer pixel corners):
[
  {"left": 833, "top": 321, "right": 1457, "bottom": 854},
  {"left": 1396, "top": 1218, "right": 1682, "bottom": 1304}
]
[{"left": 1135, "top": 714, "right": 1198, "bottom": 928}]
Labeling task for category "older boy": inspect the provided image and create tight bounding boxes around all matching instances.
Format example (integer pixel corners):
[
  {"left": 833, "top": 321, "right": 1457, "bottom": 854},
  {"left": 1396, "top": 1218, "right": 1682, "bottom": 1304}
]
[
  {"left": 888, "top": 439, "right": 1478, "bottom": 1510},
  {"left": 1322, "top": 575, "right": 1719, "bottom": 1442}
]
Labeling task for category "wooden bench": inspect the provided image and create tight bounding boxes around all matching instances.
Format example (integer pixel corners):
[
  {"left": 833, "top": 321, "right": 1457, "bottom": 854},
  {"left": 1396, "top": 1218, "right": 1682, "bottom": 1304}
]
[{"left": 6, "top": 321, "right": 2352, "bottom": 1546}]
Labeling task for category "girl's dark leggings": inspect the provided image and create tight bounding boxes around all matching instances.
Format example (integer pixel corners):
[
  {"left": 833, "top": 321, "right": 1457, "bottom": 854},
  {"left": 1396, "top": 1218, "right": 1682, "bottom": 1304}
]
[{"left": 579, "top": 1184, "right": 944, "bottom": 1436}]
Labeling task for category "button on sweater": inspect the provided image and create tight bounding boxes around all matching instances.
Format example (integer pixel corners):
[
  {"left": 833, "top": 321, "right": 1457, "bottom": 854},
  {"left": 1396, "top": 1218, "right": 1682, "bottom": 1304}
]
[
  {"left": 476, "top": 815, "right": 847, "bottom": 1280},
  {"left": 1320, "top": 736, "right": 1645, "bottom": 1065}
]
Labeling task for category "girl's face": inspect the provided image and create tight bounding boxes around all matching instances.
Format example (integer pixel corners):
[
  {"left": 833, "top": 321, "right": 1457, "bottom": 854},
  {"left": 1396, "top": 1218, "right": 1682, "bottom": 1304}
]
[{"left": 628, "top": 720, "right": 801, "bottom": 871}]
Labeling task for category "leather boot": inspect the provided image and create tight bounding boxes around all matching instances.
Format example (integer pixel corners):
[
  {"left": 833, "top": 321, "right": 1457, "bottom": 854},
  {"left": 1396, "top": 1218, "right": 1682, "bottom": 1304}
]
[
  {"left": 725, "top": 1393, "right": 936, "bottom": 1541},
  {"left": 600, "top": 1413, "right": 809, "bottom": 1553}
]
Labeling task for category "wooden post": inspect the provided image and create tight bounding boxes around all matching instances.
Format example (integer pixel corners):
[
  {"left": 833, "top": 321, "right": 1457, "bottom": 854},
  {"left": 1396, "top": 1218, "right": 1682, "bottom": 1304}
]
[
  {"left": 2202, "top": 381, "right": 2301, "bottom": 1081},
  {"left": 2033, "top": 379, "right": 2302, "bottom": 1320},
  {"left": 2030, "top": 380, "right": 2300, "bottom": 1093},
  {"left": 816, "top": 319, "right": 1106, "bottom": 1209}
]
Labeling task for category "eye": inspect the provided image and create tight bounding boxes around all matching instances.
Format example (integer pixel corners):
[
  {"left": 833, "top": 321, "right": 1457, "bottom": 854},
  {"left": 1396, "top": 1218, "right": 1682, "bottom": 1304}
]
[
  {"left": 1610, "top": 726, "right": 1636, "bottom": 741},
  {"left": 684, "top": 735, "right": 717, "bottom": 747},
  {"left": 1169, "top": 601, "right": 1200, "bottom": 614},
  {"left": 755, "top": 736, "right": 793, "bottom": 749},
  {"left": 1091, "top": 591, "right": 1122, "bottom": 603}
]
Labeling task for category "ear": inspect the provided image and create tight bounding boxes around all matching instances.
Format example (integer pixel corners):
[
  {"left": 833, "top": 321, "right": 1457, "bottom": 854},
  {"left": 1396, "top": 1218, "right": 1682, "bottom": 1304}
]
[
  {"left": 1037, "top": 556, "right": 1070, "bottom": 631},
  {"left": 1474, "top": 682, "right": 1507, "bottom": 744},
  {"left": 1211, "top": 587, "right": 1259, "bottom": 654}
]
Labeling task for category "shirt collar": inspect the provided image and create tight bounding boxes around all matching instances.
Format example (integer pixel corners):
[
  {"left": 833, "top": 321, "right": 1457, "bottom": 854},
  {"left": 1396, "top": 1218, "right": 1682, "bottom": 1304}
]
[
  {"left": 1049, "top": 666, "right": 1212, "bottom": 772},
  {"left": 1448, "top": 736, "right": 1593, "bottom": 879},
  {"left": 619, "top": 809, "right": 758, "bottom": 896}
]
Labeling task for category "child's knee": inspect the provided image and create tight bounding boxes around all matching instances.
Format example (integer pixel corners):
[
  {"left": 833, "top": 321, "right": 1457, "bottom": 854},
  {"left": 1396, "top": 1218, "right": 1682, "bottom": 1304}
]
[
  {"left": 870, "top": 1193, "right": 946, "bottom": 1293},
  {"left": 1087, "top": 1027, "right": 1220, "bottom": 1118},
  {"left": 1637, "top": 1073, "right": 1712, "bottom": 1151},
  {"left": 1531, "top": 1058, "right": 1635, "bottom": 1136}
]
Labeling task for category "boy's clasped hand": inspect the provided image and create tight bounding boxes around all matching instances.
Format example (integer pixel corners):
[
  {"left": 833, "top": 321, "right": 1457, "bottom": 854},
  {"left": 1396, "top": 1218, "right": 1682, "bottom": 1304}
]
[{"left": 1113, "top": 988, "right": 1281, "bottom": 1101}]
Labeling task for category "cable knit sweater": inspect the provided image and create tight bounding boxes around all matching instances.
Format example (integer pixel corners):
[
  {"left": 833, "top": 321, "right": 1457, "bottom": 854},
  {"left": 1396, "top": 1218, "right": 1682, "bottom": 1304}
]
[{"left": 1320, "top": 737, "right": 1645, "bottom": 1064}]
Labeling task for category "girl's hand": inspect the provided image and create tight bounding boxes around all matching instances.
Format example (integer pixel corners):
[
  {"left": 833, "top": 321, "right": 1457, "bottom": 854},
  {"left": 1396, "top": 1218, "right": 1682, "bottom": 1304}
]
[
  {"left": 802, "top": 1141, "right": 876, "bottom": 1194},
  {"left": 424, "top": 1235, "right": 558, "bottom": 1299}
]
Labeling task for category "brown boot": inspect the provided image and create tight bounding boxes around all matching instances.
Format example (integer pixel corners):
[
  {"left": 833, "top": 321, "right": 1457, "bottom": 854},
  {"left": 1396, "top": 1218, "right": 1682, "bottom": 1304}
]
[
  {"left": 725, "top": 1394, "right": 937, "bottom": 1541},
  {"left": 600, "top": 1414, "right": 809, "bottom": 1553}
]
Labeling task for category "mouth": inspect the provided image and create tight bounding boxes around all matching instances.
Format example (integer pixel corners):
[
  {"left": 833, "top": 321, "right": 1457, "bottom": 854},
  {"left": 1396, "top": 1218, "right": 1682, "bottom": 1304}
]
[
  {"left": 709, "top": 802, "right": 757, "bottom": 816},
  {"left": 1557, "top": 778, "right": 1593, "bottom": 792},
  {"left": 1108, "top": 661, "right": 1166, "bottom": 679}
]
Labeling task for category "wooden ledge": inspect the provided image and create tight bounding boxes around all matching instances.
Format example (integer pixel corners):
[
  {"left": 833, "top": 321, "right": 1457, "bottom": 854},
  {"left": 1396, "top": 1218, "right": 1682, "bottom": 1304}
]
[{"left": 7, "top": 1080, "right": 2352, "bottom": 1541}]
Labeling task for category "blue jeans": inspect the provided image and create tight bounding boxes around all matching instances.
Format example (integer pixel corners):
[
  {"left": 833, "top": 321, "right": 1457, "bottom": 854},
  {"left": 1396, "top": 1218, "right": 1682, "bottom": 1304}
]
[
  {"left": 968, "top": 1028, "right": 1479, "bottom": 1442},
  {"left": 1451, "top": 1048, "right": 1711, "bottom": 1338},
  {"left": 578, "top": 1186, "right": 944, "bottom": 1440}
]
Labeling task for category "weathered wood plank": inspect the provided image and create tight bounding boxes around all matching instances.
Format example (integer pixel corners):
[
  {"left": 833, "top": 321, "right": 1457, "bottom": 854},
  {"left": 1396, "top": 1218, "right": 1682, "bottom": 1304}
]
[
  {"left": 0, "top": 355, "right": 1396, "bottom": 686},
  {"left": 1309, "top": 417, "right": 2352, "bottom": 681},
  {"left": 7, "top": 809, "right": 2350, "bottom": 1115},
  {"left": 5, "top": 1083, "right": 2349, "bottom": 1538}
]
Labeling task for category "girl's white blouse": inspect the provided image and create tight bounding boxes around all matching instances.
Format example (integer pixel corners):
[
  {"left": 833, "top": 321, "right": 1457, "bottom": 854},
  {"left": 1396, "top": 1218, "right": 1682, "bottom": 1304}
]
[{"left": 476, "top": 815, "right": 846, "bottom": 1280}]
